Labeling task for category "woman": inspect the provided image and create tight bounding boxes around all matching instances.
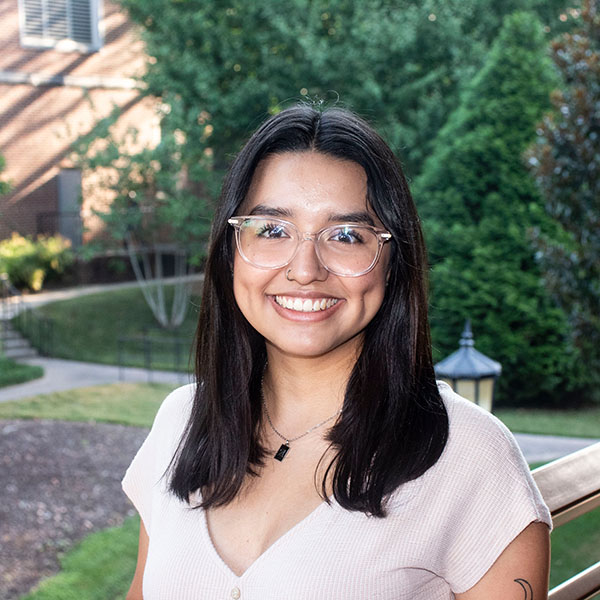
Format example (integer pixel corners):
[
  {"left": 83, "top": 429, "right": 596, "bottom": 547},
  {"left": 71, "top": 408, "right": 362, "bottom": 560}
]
[{"left": 123, "top": 105, "right": 551, "bottom": 599}]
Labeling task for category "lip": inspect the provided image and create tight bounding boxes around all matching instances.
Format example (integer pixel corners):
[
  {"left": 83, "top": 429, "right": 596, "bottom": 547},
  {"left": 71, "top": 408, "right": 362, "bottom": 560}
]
[{"left": 268, "top": 293, "right": 344, "bottom": 322}]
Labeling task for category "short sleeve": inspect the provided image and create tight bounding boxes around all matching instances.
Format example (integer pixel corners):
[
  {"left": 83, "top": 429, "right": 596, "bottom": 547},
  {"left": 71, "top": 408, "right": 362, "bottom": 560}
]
[
  {"left": 431, "top": 383, "right": 552, "bottom": 594},
  {"left": 121, "top": 384, "right": 195, "bottom": 532}
]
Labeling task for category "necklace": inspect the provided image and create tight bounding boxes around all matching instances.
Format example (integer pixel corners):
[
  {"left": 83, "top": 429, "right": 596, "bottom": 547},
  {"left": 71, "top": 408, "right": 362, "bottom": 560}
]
[{"left": 261, "top": 393, "right": 342, "bottom": 461}]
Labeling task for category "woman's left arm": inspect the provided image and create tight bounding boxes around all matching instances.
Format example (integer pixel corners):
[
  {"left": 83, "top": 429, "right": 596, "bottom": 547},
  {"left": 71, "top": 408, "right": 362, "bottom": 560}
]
[{"left": 456, "top": 522, "right": 550, "bottom": 600}]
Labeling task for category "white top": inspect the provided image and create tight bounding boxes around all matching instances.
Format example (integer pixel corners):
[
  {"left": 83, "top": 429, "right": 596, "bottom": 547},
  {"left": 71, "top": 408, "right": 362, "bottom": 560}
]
[{"left": 122, "top": 381, "right": 551, "bottom": 600}]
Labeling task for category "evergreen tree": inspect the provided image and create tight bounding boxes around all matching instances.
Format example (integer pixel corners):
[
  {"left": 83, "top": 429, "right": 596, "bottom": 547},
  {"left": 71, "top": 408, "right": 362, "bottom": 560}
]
[
  {"left": 527, "top": 0, "right": 600, "bottom": 399},
  {"left": 415, "top": 12, "right": 581, "bottom": 407}
]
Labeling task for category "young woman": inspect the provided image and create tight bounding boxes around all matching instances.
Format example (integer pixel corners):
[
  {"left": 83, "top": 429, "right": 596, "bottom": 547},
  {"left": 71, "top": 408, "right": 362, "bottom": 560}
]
[{"left": 123, "top": 105, "right": 551, "bottom": 600}]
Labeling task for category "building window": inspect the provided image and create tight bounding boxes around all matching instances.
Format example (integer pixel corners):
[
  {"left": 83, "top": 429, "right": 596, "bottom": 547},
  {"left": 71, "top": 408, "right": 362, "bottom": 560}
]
[{"left": 19, "top": 0, "right": 103, "bottom": 52}]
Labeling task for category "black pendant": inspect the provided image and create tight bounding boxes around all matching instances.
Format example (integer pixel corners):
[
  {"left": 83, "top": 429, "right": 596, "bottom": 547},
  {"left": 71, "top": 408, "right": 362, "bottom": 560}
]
[{"left": 274, "top": 443, "right": 290, "bottom": 461}]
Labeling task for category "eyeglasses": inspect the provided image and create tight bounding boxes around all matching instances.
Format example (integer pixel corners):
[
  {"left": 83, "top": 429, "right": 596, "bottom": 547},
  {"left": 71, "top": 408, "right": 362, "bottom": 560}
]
[{"left": 228, "top": 216, "right": 392, "bottom": 277}]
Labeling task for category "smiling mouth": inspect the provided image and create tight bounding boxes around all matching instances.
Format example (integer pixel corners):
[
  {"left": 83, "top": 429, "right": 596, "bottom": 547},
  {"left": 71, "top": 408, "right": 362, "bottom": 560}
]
[{"left": 274, "top": 295, "right": 340, "bottom": 312}]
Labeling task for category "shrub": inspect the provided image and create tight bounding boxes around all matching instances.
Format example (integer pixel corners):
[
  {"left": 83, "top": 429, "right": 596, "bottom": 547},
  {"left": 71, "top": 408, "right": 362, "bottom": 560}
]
[{"left": 0, "top": 233, "right": 74, "bottom": 292}]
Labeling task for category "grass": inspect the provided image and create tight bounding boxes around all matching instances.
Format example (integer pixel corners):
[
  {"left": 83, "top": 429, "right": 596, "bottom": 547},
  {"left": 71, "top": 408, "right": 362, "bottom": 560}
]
[
  {"left": 1, "top": 383, "right": 598, "bottom": 598},
  {"left": 548, "top": 508, "right": 600, "bottom": 589},
  {"left": 0, "top": 356, "right": 43, "bottom": 388},
  {"left": 0, "top": 382, "right": 174, "bottom": 427},
  {"left": 21, "top": 516, "right": 140, "bottom": 600},
  {"left": 14, "top": 285, "right": 200, "bottom": 371},
  {"left": 495, "top": 406, "right": 600, "bottom": 438}
]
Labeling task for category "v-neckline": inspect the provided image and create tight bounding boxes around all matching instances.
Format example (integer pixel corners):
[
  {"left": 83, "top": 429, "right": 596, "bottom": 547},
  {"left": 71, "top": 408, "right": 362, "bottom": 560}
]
[{"left": 201, "top": 497, "right": 334, "bottom": 580}]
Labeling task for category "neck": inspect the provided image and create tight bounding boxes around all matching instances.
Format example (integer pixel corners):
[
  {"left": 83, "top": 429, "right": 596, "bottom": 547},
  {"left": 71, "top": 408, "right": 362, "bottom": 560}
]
[{"left": 262, "top": 343, "right": 358, "bottom": 428}]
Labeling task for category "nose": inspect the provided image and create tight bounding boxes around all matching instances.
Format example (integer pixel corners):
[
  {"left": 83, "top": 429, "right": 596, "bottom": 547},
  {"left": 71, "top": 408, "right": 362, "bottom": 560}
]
[{"left": 285, "top": 236, "right": 329, "bottom": 284}]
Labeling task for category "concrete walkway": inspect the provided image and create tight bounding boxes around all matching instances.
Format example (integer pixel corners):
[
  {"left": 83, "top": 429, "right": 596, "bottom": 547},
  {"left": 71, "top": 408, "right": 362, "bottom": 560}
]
[
  {"left": 0, "top": 357, "right": 191, "bottom": 403},
  {"left": 3, "top": 274, "right": 204, "bottom": 312},
  {"left": 513, "top": 432, "right": 598, "bottom": 464},
  {"left": 0, "top": 356, "right": 597, "bottom": 464}
]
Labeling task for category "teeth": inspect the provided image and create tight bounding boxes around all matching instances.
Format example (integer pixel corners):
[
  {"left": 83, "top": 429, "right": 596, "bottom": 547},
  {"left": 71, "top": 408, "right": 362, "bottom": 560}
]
[{"left": 275, "top": 296, "right": 339, "bottom": 312}]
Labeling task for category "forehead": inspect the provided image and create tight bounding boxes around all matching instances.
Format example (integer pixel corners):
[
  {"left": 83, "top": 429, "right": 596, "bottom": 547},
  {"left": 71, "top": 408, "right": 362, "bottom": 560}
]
[{"left": 241, "top": 151, "right": 377, "bottom": 222}]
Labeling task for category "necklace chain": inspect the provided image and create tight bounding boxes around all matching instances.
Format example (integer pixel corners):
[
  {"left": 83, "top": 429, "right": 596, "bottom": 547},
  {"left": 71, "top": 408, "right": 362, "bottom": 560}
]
[
  {"left": 260, "top": 374, "right": 342, "bottom": 461},
  {"left": 261, "top": 396, "right": 342, "bottom": 444}
]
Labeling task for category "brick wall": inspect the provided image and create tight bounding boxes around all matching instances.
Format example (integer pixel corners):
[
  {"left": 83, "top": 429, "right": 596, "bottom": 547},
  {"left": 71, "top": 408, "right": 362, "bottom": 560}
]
[{"left": 0, "top": 0, "right": 159, "bottom": 242}]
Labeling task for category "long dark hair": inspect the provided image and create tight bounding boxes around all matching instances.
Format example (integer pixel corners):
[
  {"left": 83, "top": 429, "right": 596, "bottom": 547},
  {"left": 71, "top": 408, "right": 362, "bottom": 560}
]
[{"left": 170, "top": 105, "right": 448, "bottom": 517}]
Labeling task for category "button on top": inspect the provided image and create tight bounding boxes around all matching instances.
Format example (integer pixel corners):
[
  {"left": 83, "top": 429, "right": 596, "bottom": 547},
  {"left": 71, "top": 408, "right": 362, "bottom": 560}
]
[{"left": 230, "top": 587, "right": 241, "bottom": 599}]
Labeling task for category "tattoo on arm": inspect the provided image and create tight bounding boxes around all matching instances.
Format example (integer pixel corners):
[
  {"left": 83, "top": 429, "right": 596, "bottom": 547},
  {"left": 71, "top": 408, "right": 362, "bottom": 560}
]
[{"left": 514, "top": 578, "right": 533, "bottom": 599}]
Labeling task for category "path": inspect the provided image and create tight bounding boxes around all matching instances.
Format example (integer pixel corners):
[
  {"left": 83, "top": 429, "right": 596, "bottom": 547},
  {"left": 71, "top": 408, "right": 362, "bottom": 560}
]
[{"left": 0, "top": 357, "right": 190, "bottom": 403}]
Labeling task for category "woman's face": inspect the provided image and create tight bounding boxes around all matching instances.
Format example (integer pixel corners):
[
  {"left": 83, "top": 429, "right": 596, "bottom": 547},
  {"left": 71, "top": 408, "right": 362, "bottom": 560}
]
[{"left": 232, "top": 151, "right": 390, "bottom": 361}]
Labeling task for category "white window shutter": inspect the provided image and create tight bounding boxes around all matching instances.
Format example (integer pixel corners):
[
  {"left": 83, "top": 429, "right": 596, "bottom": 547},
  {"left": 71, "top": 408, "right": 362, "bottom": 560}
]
[
  {"left": 20, "top": 0, "right": 97, "bottom": 49},
  {"left": 23, "top": 0, "right": 44, "bottom": 37},
  {"left": 71, "top": 0, "right": 93, "bottom": 44}
]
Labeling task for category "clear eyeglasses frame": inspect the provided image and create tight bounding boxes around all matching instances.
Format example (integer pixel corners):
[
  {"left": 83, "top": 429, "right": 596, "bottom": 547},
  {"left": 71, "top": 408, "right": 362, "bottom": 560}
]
[{"left": 228, "top": 215, "right": 392, "bottom": 277}]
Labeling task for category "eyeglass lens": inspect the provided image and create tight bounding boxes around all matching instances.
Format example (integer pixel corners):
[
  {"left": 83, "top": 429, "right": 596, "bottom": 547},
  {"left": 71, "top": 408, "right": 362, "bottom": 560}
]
[{"left": 237, "top": 217, "right": 381, "bottom": 276}]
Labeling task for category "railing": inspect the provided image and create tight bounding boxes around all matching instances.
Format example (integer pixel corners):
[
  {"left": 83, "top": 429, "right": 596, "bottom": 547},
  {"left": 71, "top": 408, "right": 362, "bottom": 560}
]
[
  {"left": 117, "top": 329, "right": 193, "bottom": 383},
  {"left": 1, "top": 274, "right": 55, "bottom": 357},
  {"left": 13, "top": 307, "right": 55, "bottom": 356},
  {"left": 1, "top": 274, "right": 23, "bottom": 356},
  {"left": 533, "top": 442, "right": 600, "bottom": 599}
]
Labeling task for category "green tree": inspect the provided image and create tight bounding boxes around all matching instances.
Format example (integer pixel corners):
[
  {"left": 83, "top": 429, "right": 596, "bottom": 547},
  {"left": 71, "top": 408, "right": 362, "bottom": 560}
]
[
  {"left": 415, "top": 12, "right": 581, "bottom": 407},
  {"left": 526, "top": 0, "right": 600, "bottom": 397},
  {"left": 72, "top": 0, "right": 572, "bottom": 326},
  {"left": 118, "top": 0, "right": 569, "bottom": 178}
]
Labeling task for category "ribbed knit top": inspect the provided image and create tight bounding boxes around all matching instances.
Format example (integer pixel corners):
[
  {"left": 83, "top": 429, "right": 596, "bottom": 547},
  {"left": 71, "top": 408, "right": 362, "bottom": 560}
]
[{"left": 122, "top": 382, "right": 551, "bottom": 599}]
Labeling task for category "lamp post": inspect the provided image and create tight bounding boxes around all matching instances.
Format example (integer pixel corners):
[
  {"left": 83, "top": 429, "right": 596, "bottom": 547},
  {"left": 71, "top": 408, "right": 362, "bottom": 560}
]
[{"left": 434, "top": 320, "right": 502, "bottom": 412}]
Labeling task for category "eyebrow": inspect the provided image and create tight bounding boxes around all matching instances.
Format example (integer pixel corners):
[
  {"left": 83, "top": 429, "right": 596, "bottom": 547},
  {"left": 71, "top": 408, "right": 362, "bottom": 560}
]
[
  {"left": 327, "top": 211, "right": 376, "bottom": 226},
  {"left": 247, "top": 205, "right": 293, "bottom": 218},
  {"left": 247, "top": 205, "right": 376, "bottom": 226}
]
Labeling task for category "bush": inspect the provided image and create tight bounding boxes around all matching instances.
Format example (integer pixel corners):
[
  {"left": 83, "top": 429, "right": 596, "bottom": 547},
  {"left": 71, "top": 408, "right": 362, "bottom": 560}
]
[{"left": 0, "top": 233, "right": 74, "bottom": 292}]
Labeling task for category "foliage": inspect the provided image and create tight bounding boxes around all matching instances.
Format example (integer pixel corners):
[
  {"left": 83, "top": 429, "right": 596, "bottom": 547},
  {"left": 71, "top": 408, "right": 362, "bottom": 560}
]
[
  {"left": 0, "top": 356, "right": 43, "bottom": 387},
  {"left": 526, "top": 0, "right": 600, "bottom": 397},
  {"left": 117, "top": 0, "right": 571, "bottom": 176},
  {"left": 70, "top": 0, "right": 572, "bottom": 266},
  {"left": 0, "top": 153, "right": 11, "bottom": 196},
  {"left": 21, "top": 516, "right": 140, "bottom": 600},
  {"left": 0, "top": 382, "right": 172, "bottom": 427},
  {"left": 415, "top": 12, "right": 583, "bottom": 407},
  {"left": 13, "top": 285, "right": 199, "bottom": 368},
  {"left": 71, "top": 106, "right": 213, "bottom": 266},
  {"left": 0, "top": 233, "right": 74, "bottom": 292}
]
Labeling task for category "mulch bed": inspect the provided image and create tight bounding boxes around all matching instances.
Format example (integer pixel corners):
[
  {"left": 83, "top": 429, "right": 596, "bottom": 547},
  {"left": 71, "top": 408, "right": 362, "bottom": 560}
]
[{"left": 0, "top": 419, "right": 148, "bottom": 600}]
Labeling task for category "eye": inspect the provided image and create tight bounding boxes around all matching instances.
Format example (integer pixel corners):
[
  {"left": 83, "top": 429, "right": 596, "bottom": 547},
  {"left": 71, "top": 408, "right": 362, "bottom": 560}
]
[
  {"left": 328, "top": 226, "right": 365, "bottom": 244},
  {"left": 254, "top": 221, "right": 290, "bottom": 239}
]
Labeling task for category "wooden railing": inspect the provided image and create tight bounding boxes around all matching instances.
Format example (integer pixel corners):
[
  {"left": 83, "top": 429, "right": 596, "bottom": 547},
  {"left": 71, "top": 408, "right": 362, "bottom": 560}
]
[{"left": 532, "top": 442, "right": 600, "bottom": 600}]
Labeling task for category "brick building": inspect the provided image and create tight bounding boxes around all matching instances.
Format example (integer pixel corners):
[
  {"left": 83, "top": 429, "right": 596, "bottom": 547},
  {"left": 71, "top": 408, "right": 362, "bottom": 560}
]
[{"left": 0, "top": 0, "right": 159, "bottom": 246}]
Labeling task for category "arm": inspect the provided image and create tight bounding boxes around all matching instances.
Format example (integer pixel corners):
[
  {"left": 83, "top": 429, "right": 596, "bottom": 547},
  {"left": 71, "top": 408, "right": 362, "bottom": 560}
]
[
  {"left": 126, "top": 519, "right": 149, "bottom": 600},
  {"left": 456, "top": 522, "right": 550, "bottom": 600}
]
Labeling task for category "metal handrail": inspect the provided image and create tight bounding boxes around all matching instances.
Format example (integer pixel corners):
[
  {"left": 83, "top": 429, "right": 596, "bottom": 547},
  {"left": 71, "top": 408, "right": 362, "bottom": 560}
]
[{"left": 117, "top": 332, "right": 192, "bottom": 383}]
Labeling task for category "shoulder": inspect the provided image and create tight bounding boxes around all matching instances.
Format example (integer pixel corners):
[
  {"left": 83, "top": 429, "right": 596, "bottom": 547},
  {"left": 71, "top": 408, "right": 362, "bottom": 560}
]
[
  {"left": 425, "top": 380, "right": 551, "bottom": 529},
  {"left": 436, "top": 380, "right": 523, "bottom": 471},
  {"left": 147, "top": 383, "right": 196, "bottom": 448},
  {"left": 154, "top": 383, "right": 196, "bottom": 423}
]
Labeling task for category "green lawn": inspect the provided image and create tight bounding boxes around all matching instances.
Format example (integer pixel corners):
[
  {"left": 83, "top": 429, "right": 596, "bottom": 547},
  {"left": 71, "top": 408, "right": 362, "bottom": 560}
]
[
  {"left": 548, "top": 508, "right": 600, "bottom": 589},
  {"left": 495, "top": 406, "right": 600, "bottom": 438},
  {"left": 21, "top": 516, "right": 140, "bottom": 600},
  {"left": 0, "top": 356, "right": 43, "bottom": 388},
  {"left": 13, "top": 285, "right": 200, "bottom": 371},
  {"left": 2, "top": 383, "right": 597, "bottom": 598},
  {"left": 0, "top": 382, "right": 173, "bottom": 427}
]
